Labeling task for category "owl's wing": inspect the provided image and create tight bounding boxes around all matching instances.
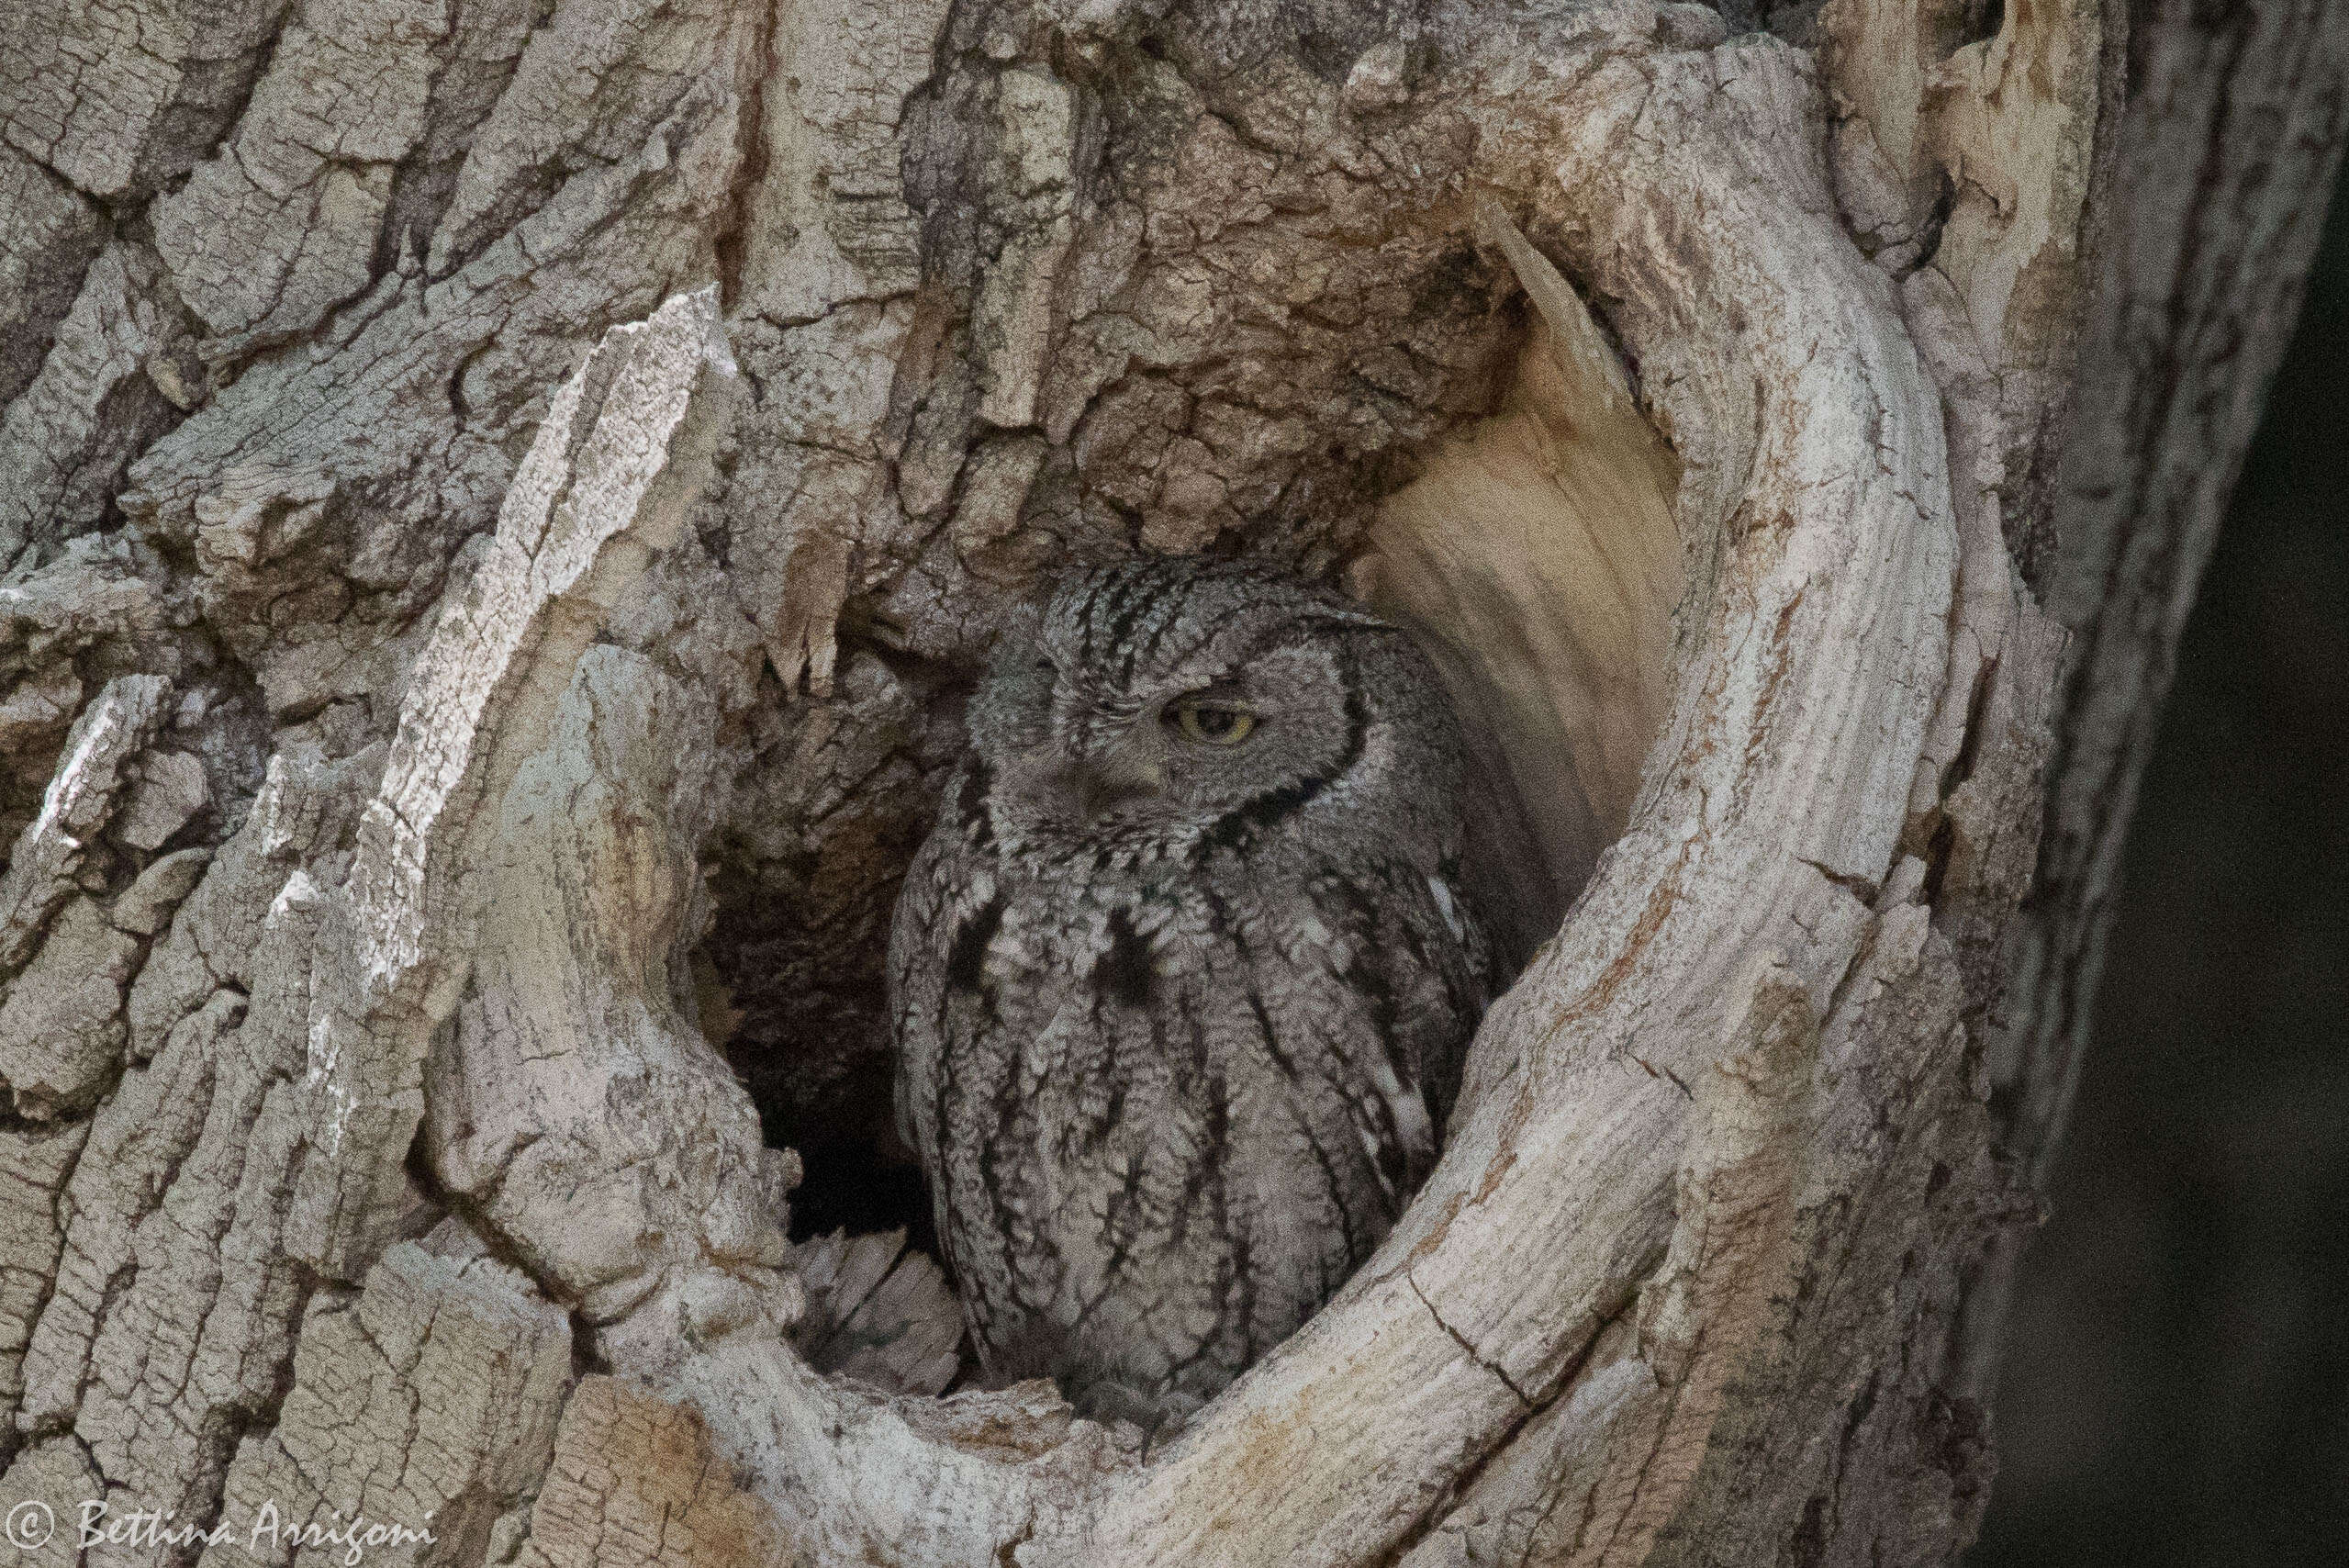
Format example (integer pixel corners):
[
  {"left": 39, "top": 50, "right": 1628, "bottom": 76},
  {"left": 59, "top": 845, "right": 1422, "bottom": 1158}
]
[
  {"left": 885, "top": 817, "right": 1036, "bottom": 1357},
  {"left": 1292, "top": 857, "right": 1490, "bottom": 1178},
  {"left": 1417, "top": 862, "right": 1498, "bottom": 1124},
  {"left": 887, "top": 823, "right": 974, "bottom": 1160}
]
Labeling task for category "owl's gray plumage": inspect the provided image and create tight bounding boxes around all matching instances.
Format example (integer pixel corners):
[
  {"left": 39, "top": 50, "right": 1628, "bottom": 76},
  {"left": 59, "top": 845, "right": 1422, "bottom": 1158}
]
[{"left": 888, "top": 556, "right": 1491, "bottom": 1430}]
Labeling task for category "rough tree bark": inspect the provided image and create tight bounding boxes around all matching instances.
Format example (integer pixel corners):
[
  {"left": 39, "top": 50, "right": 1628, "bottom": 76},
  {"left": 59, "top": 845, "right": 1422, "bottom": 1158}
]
[{"left": 0, "top": 2, "right": 2338, "bottom": 1566}]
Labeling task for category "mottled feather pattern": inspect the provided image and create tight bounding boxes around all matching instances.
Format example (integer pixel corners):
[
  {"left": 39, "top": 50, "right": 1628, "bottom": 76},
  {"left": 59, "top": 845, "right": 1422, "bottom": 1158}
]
[{"left": 889, "top": 557, "right": 1492, "bottom": 1430}]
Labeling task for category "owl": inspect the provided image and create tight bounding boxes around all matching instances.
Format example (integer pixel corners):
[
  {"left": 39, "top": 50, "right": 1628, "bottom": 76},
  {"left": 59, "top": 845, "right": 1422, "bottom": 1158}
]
[{"left": 888, "top": 555, "right": 1492, "bottom": 1431}]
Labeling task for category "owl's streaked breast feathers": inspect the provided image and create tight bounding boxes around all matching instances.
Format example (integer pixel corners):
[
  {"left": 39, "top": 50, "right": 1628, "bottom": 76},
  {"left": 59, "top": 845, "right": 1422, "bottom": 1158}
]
[{"left": 888, "top": 556, "right": 1493, "bottom": 1430}]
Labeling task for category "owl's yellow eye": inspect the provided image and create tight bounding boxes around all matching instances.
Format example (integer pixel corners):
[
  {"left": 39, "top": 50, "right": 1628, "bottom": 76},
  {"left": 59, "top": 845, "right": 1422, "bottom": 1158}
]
[{"left": 1169, "top": 700, "right": 1257, "bottom": 746}]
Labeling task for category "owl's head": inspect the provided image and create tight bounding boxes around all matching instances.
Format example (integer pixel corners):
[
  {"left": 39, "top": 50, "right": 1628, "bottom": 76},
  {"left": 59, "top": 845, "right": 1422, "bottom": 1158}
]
[{"left": 963, "top": 556, "right": 1468, "bottom": 868}]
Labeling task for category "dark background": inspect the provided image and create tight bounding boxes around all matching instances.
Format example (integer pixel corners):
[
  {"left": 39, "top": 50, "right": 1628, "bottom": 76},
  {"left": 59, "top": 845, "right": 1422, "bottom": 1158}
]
[{"left": 1971, "top": 172, "right": 2349, "bottom": 1563}]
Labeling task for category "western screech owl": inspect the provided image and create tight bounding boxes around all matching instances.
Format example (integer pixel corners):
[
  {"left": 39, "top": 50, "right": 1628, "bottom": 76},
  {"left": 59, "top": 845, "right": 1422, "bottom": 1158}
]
[{"left": 888, "top": 556, "right": 1492, "bottom": 1430}]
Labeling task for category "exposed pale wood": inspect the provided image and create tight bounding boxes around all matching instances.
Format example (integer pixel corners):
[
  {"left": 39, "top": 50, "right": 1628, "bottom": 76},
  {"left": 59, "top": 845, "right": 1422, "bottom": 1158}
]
[
  {"left": 788, "top": 1229, "right": 962, "bottom": 1397},
  {"left": 1360, "top": 205, "right": 1684, "bottom": 961},
  {"left": 1079, "top": 21, "right": 1982, "bottom": 1558},
  {"left": 1400, "top": 972, "right": 1816, "bottom": 1568}
]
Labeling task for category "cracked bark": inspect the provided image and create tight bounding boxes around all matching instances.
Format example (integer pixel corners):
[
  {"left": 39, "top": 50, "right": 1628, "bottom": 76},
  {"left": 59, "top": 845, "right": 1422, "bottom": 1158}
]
[{"left": 0, "top": 0, "right": 2338, "bottom": 1564}]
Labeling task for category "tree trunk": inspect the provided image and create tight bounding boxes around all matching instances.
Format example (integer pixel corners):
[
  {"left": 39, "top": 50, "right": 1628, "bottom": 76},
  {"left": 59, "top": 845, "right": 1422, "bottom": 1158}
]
[
  {"left": 0, "top": 3, "right": 2335, "bottom": 1566},
  {"left": 1957, "top": 0, "right": 2349, "bottom": 1401}
]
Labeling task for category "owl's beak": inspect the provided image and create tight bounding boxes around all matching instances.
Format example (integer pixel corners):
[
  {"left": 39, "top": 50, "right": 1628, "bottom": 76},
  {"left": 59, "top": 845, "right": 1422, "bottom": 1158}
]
[{"left": 1057, "top": 745, "right": 1164, "bottom": 823}]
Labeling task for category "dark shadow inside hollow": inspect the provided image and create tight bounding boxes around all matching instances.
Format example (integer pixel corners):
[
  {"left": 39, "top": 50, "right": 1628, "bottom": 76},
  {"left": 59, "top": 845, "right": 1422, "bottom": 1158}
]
[{"left": 698, "top": 752, "right": 950, "bottom": 1252}]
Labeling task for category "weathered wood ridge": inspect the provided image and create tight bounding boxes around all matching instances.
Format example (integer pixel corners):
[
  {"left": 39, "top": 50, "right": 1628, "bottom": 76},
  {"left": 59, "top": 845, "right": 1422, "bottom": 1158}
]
[{"left": 0, "top": 1, "right": 2340, "bottom": 1564}]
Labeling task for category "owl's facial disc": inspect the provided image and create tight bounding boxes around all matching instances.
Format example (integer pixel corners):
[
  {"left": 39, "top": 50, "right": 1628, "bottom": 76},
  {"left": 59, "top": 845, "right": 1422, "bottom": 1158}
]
[
  {"left": 1046, "top": 740, "right": 1165, "bottom": 824},
  {"left": 963, "top": 561, "right": 1400, "bottom": 854},
  {"left": 999, "top": 636, "right": 1352, "bottom": 845}
]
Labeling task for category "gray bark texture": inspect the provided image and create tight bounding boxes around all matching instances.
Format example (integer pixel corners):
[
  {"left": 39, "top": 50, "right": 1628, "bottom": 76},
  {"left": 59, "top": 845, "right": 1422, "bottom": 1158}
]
[
  {"left": 0, "top": 0, "right": 2335, "bottom": 1564},
  {"left": 1959, "top": 0, "right": 2349, "bottom": 1397}
]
